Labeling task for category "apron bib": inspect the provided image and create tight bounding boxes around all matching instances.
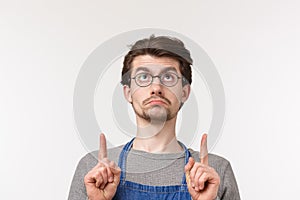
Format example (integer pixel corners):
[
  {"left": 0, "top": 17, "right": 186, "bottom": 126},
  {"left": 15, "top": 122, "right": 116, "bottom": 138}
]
[{"left": 113, "top": 138, "right": 192, "bottom": 200}]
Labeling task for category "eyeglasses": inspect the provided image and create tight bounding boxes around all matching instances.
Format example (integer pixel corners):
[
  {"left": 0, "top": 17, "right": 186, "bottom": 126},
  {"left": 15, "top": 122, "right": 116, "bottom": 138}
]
[{"left": 131, "top": 72, "right": 182, "bottom": 87}]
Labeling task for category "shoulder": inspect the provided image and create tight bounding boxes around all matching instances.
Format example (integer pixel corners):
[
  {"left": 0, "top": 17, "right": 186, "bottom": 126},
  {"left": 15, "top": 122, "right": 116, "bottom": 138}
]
[
  {"left": 77, "top": 145, "right": 124, "bottom": 170},
  {"left": 74, "top": 151, "right": 97, "bottom": 174},
  {"left": 69, "top": 146, "right": 122, "bottom": 200},
  {"left": 107, "top": 145, "right": 124, "bottom": 163},
  {"left": 188, "top": 149, "right": 232, "bottom": 175},
  {"left": 188, "top": 149, "right": 240, "bottom": 199}
]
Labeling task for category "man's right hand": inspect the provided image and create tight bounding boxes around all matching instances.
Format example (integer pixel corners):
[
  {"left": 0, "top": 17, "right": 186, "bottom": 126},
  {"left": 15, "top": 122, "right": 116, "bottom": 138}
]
[{"left": 84, "top": 133, "right": 121, "bottom": 200}]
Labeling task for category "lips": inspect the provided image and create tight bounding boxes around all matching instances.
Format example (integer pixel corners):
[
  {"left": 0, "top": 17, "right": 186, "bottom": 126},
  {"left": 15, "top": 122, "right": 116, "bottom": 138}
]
[
  {"left": 144, "top": 98, "right": 170, "bottom": 106},
  {"left": 147, "top": 100, "right": 167, "bottom": 105}
]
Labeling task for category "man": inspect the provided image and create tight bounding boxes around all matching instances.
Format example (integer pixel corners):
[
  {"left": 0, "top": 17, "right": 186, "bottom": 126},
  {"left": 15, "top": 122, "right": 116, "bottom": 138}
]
[{"left": 68, "top": 35, "right": 240, "bottom": 200}]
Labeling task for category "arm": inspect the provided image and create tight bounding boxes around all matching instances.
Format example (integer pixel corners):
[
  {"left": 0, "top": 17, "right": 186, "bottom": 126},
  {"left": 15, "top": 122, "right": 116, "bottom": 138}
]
[
  {"left": 84, "top": 134, "right": 121, "bottom": 200},
  {"left": 68, "top": 134, "right": 121, "bottom": 200},
  {"left": 185, "top": 134, "right": 240, "bottom": 200},
  {"left": 185, "top": 134, "right": 220, "bottom": 200},
  {"left": 68, "top": 153, "right": 95, "bottom": 200},
  {"left": 218, "top": 162, "right": 240, "bottom": 200}
]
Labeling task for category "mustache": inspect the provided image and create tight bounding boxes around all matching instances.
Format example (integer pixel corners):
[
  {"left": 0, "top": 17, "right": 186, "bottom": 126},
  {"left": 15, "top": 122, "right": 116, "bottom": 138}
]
[{"left": 143, "top": 96, "right": 171, "bottom": 105}]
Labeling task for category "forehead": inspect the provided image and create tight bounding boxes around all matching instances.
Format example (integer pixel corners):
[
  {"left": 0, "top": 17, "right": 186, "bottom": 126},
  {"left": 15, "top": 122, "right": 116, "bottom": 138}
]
[{"left": 131, "top": 55, "right": 180, "bottom": 73}]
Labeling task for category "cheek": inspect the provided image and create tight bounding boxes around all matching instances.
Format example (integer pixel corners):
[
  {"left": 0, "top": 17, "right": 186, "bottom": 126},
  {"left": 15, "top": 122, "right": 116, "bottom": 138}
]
[
  {"left": 166, "top": 88, "right": 183, "bottom": 104},
  {"left": 131, "top": 89, "right": 144, "bottom": 105}
]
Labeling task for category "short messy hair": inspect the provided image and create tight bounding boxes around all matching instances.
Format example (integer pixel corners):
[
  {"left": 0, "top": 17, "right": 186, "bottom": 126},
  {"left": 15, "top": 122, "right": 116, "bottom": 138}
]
[{"left": 121, "top": 35, "right": 193, "bottom": 87}]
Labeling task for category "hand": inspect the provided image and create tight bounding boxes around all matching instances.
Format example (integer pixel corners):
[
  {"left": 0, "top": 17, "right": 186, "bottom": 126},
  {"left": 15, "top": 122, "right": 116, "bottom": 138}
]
[
  {"left": 185, "top": 134, "right": 220, "bottom": 200},
  {"left": 84, "top": 133, "right": 121, "bottom": 200}
]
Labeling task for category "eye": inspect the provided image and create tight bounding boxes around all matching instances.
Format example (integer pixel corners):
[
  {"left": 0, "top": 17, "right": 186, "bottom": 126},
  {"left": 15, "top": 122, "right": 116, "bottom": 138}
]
[
  {"left": 136, "top": 73, "right": 151, "bottom": 82},
  {"left": 162, "top": 72, "right": 176, "bottom": 82}
]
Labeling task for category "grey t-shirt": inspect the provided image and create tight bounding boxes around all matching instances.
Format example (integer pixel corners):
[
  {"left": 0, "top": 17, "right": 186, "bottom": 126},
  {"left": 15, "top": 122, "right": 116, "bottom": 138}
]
[{"left": 68, "top": 145, "right": 240, "bottom": 200}]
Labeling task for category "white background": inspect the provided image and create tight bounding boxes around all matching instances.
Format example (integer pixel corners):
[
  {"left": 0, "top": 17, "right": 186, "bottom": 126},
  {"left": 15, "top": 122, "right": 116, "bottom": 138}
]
[{"left": 1, "top": 0, "right": 300, "bottom": 199}]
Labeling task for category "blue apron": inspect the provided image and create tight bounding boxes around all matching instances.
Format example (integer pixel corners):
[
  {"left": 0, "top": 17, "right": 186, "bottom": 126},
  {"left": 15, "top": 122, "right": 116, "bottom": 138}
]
[{"left": 113, "top": 138, "right": 192, "bottom": 200}]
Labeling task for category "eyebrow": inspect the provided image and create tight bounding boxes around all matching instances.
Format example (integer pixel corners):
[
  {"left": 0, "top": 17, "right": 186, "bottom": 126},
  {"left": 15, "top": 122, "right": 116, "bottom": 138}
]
[{"left": 134, "top": 66, "right": 178, "bottom": 74}]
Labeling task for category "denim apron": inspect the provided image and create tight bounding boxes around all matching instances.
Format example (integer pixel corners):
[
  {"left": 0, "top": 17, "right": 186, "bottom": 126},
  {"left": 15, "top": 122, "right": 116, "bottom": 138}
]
[{"left": 113, "top": 138, "right": 192, "bottom": 200}]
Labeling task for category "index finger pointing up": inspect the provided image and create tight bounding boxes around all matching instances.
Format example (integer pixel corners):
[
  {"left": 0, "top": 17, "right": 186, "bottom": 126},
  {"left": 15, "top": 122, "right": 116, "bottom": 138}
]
[
  {"left": 200, "top": 133, "right": 208, "bottom": 165},
  {"left": 98, "top": 133, "right": 107, "bottom": 160}
]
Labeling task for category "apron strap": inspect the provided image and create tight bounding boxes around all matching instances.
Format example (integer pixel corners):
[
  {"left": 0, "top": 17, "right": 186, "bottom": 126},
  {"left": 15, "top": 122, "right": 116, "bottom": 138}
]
[
  {"left": 178, "top": 141, "right": 191, "bottom": 185},
  {"left": 118, "top": 138, "right": 135, "bottom": 182}
]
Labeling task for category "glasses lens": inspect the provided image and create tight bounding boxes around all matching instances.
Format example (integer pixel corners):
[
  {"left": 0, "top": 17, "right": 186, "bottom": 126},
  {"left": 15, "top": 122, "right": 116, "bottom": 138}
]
[
  {"left": 161, "top": 72, "right": 178, "bottom": 86},
  {"left": 135, "top": 73, "right": 152, "bottom": 87}
]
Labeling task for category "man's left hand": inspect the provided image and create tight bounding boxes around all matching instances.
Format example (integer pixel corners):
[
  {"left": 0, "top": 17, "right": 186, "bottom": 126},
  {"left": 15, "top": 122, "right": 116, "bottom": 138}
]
[{"left": 185, "top": 134, "right": 220, "bottom": 200}]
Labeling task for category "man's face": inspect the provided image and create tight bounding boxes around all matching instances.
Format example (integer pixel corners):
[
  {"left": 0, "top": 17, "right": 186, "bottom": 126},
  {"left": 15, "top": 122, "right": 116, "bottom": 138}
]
[{"left": 123, "top": 55, "right": 190, "bottom": 123}]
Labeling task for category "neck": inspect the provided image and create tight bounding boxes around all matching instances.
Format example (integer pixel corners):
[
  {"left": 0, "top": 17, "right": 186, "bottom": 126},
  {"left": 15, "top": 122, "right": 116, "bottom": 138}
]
[{"left": 132, "top": 116, "right": 183, "bottom": 153}]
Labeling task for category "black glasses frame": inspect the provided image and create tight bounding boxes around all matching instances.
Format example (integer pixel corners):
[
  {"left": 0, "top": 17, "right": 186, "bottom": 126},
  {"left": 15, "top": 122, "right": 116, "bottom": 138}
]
[{"left": 131, "top": 72, "right": 182, "bottom": 87}]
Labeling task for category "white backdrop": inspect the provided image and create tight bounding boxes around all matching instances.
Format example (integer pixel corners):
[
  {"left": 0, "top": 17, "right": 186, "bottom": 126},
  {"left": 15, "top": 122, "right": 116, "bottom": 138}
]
[{"left": 1, "top": 0, "right": 300, "bottom": 199}]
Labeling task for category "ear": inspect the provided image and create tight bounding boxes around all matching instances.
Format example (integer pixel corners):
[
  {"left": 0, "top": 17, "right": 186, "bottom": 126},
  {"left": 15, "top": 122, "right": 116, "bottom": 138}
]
[
  {"left": 181, "top": 84, "right": 191, "bottom": 103},
  {"left": 123, "top": 85, "right": 132, "bottom": 103}
]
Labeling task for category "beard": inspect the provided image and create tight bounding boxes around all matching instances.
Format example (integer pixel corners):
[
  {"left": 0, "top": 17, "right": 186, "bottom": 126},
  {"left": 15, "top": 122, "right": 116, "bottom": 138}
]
[{"left": 132, "top": 104, "right": 178, "bottom": 123}]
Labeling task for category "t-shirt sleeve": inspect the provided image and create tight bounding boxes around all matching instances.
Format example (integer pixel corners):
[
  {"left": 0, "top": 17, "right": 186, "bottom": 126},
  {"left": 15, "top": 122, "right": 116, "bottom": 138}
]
[
  {"left": 219, "top": 161, "right": 240, "bottom": 200},
  {"left": 68, "top": 153, "right": 97, "bottom": 200},
  {"left": 190, "top": 150, "right": 240, "bottom": 200}
]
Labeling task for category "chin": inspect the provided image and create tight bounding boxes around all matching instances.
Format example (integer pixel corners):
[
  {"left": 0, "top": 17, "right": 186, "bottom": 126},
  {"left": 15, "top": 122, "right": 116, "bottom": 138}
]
[{"left": 146, "top": 107, "right": 169, "bottom": 121}]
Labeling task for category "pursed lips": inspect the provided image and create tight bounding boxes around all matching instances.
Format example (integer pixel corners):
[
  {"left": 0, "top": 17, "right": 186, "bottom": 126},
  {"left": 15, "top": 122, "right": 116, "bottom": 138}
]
[{"left": 145, "top": 99, "right": 168, "bottom": 106}]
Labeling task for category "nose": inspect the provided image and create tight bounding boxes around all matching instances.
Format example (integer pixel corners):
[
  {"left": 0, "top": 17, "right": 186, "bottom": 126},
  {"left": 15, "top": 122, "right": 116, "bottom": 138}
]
[{"left": 150, "top": 79, "right": 163, "bottom": 96}]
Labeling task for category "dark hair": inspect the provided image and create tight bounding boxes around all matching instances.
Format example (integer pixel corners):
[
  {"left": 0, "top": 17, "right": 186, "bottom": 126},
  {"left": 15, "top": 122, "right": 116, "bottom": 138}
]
[{"left": 121, "top": 35, "right": 193, "bottom": 86}]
